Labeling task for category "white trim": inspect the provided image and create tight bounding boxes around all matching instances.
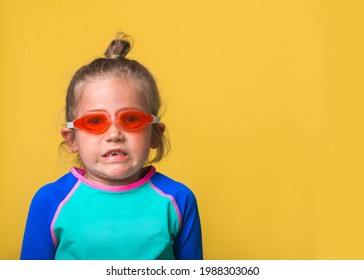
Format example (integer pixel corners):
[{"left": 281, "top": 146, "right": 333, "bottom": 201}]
[
  {"left": 152, "top": 116, "right": 160, "bottom": 124},
  {"left": 66, "top": 122, "right": 74, "bottom": 129}
]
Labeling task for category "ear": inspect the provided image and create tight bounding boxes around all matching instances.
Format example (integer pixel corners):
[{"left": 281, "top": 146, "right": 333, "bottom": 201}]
[
  {"left": 151, "top": 123, "right": 165, "bottom": 149},
  {"left": 61, "top": 128, "right": 78, "bottom": 153}
]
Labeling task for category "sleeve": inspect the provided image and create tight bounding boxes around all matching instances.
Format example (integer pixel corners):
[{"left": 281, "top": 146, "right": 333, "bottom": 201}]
[
  {"left": 173, "top": 189, "right": 203, "bottom": 260},
  {"left": 20, "top": 187, "right": 57, "bottom": 260}
]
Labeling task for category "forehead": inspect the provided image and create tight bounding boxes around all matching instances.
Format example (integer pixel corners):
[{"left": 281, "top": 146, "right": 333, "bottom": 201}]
[{"left": 75, "top": 77, "right": 149, "bottom": 115}]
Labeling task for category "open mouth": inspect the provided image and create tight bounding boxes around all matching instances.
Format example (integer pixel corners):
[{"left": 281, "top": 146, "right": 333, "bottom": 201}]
[{"left": 103, "top": 150, "right": 128, "bottom": 158}]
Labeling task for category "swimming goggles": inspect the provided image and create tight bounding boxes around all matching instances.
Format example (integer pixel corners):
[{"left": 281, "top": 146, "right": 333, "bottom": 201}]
[{"left": 67, "top": 110, "right": 160, "bottom": 134}]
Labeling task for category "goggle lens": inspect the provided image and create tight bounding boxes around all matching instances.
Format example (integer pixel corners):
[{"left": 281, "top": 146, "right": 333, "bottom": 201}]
[
  {"left": 75, "top": 113, "right": 109, "bottom": 134},
  {"left": 67, "top": 110, "right": 159, "bottom": 134},
  {"left": 118, "top": 111, "right": 150, "bottom": 131}
]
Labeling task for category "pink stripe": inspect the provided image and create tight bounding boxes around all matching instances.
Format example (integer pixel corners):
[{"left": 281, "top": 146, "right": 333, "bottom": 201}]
[
  {"left": 50, "top": 181, "right": 81, "bottom": 247},
  {"left": 149, "top": 181, "right": 182, "bottom": 230},
  {"left": 70, "top": 167, "right": 156, "bottom": 192}
]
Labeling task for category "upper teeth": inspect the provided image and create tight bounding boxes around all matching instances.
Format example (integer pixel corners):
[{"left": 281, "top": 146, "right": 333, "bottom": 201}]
[{"left": 109, "top": 151, "right": 125, "bottom": 156}]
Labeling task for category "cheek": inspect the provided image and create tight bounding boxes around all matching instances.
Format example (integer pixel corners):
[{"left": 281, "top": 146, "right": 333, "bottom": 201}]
[
  {"left": 74, "top": 134, "right": 97, "bottom": 155},
  {"left": 132, "top": 130, "right": 153, "bottom": 152}
]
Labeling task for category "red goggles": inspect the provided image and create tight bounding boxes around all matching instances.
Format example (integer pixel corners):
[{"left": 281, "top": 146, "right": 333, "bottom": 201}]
[{"left": 67, "top": 110, "right": 160, "bottom": 134}]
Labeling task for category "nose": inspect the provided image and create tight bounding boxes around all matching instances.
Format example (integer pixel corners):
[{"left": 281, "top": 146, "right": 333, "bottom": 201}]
[{"left": 105, "top": 118, "right": 125, "bottom": 142}]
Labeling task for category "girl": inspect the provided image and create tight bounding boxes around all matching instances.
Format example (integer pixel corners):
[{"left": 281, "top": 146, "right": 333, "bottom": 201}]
[{"left": 21, "top": 34, "right": 203, "bottom": 260}]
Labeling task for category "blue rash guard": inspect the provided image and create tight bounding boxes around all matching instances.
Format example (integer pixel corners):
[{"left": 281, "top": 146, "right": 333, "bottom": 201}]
[{"left": 21, "top": 166, "right": 203, "bottom": 260}]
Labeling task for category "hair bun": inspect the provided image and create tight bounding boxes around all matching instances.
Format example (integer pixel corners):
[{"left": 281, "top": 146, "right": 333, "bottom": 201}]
[{"left": 104, "top": 32, "right": 133, "bottom": 59}]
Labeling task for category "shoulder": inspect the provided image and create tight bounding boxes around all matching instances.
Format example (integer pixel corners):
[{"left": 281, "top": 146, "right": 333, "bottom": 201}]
[
  {"left": 23, "top": 170, "right": 80, "bottom": 240},
  {"left": 150, "top": 172, "right": 195, "bottom": 198},
  {"left": 30, "top": 171, "right": 79, "bottom": 209},
  {"left": 149, "top": 172, "right": 198, "bottom": 213}
]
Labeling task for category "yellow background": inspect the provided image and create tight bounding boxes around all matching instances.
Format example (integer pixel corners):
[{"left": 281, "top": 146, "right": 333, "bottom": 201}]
[{"left": 1, "top": 0, "right": 363, "bottom": 259}]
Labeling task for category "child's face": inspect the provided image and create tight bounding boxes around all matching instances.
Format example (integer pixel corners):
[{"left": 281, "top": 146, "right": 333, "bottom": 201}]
[{"left": 62, "top": 77, "right": 156, "bottom": 186}]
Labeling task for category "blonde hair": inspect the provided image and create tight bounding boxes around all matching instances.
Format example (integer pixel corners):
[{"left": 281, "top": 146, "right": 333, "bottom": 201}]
[{"left": 64, "top": 33, "right": 169, "bottom": 163}]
